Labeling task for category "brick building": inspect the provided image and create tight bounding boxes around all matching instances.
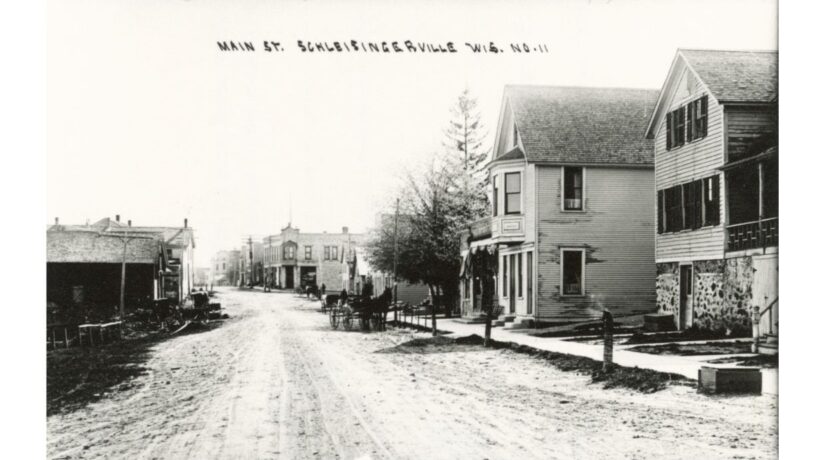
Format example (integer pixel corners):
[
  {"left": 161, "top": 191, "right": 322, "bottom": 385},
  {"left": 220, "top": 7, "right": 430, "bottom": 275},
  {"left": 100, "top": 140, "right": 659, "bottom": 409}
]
[
  {"left": 211, "top": 249, "right": 241, "bottom": 286},
  {"left": 262, "top": 224, "right": 363, "bottom": 291}
]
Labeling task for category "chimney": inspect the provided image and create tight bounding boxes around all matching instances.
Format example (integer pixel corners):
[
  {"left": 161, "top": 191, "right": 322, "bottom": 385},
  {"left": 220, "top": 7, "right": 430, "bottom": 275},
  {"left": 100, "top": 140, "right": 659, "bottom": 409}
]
[
  {"left": 342, "top": 226, "right": 348, "bottom": 234},
  {"left": 184, "top": 218, "right": 188, "bottom": 228},
  {"left": 128, "top": 220, "right": 132, "bottom": 227},
  {"left": 54, "top": 217, "right": 59, "bottom": 225},
  {"left": 115, "top": 214, "right": 120, "bottom": 222}
]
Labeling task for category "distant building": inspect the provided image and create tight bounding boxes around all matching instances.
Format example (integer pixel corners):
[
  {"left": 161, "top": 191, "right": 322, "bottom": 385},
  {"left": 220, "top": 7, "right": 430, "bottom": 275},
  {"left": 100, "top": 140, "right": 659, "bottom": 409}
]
[
  {"left": 211, "top": 250, "right": 241, "bottom": 286},
  {"left": 262, "top": 224, "right": 363, "bottom": 291},
  {"left": 47, "top": 215, "right": 196, "bottom": 318},
  {"left": 239, "top": 241, "right": 264, "bottom": 286},
  {"left": 194, "top": 267, "right": 211, "bottom": 287}
]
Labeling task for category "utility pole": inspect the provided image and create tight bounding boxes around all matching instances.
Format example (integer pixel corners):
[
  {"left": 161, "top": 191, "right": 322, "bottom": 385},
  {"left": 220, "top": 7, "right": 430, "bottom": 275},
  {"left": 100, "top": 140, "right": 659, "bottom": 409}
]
[
  {"left": 393, "top": 198, "right": 399, "bottom": 323},
  {"left": 431, "top": 190, "right": 438, "bottom": 336},
  {"left": 248, "top": 236, "right": 254, "bottom": 287},
  {"left": 119, "top": 229, "right": 135, "bottom": 320}
]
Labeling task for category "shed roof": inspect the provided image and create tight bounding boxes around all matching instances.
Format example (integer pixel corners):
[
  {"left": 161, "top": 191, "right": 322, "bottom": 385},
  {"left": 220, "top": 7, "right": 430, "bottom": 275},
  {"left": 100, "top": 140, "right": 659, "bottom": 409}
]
[{"left": 504, "top": 85, "right": 658, "bottom": 165}]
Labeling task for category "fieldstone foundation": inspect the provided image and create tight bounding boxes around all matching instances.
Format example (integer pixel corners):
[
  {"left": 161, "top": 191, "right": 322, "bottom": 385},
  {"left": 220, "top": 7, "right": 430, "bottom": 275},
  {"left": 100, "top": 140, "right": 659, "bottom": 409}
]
[
  {"left": 655, "top": 262, "right": 679, "bottom": 315},
  {"left": 656, "top": 257, "right": 756, "bottom": 335}
]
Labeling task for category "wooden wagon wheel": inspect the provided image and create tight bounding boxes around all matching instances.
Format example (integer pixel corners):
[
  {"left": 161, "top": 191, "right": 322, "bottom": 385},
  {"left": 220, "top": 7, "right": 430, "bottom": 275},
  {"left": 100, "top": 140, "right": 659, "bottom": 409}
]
[{"left": 342, "top": 313, "right": 353, "bottom": 331}]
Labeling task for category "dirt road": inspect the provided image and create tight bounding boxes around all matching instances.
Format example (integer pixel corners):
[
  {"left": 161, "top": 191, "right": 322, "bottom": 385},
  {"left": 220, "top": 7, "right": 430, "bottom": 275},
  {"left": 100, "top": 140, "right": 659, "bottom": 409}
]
[{"left": 47, "top": 289, "right": 777, "bottom": 459}]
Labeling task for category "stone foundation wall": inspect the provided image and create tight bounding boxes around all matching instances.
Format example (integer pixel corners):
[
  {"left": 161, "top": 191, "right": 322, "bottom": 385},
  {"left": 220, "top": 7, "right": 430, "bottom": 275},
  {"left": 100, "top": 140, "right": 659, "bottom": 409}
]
[
  {"left": 692, "top": 260, "right": 726, "bottom": 332},
  {"left": 656, "top": 258, "right": 756, "bottom": 334},
  {"left": 655, "top": 262, "right": 679, "bottom": 315}
]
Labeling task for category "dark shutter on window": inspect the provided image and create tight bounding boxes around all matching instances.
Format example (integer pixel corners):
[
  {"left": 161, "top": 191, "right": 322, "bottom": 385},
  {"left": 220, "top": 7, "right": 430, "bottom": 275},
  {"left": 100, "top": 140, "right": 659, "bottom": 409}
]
[
  {"left": 694, "top": 179, "right": 704, "bottom": 228},
  {"left": 703, "top": 175, "right": 721, "bottom": 226},
  {"left": 665, "top": 112, "right": 672, "bottom": 150},
  {"left": 657, "top": 190, "right": 664, "bottom": 234},
  {"left": 684, "top": 182, "right": 694, "bottom": 230},
  {"left": 711, "top": 175, "right": 720, "bottom": 224},
  {"left": 700, "top": 95, "right": 709, "bottom": 138},
  {"left": 686, "top": 101, "right": 694, "bottom": 143}
]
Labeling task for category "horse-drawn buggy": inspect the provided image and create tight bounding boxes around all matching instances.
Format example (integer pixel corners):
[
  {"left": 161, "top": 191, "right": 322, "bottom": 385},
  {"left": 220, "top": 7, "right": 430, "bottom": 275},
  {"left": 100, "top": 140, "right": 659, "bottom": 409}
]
[{"left": 327, "top": 294, "right": 395, "bottom": 332}]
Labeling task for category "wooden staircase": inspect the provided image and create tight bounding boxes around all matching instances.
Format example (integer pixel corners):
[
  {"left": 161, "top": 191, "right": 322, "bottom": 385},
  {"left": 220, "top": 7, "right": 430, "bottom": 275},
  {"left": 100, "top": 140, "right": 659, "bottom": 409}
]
[{"left": 753, "top": 297, "right": 778, "bottom": 355}]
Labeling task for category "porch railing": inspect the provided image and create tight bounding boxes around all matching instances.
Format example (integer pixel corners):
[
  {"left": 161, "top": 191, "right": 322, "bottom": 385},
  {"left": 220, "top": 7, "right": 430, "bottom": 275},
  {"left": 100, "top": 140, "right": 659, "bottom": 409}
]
[{"left": 726, "top": 217, "right": 778, "bottom": 251}]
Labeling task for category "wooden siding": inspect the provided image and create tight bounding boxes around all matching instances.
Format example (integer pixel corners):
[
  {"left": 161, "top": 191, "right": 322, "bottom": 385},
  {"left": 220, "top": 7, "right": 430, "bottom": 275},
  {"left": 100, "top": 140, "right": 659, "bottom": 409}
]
[
  {"left": 726, "top": 106, "right": 777, "bottom": 162},
  {"left": 534, "top": 166, "right": 657, "bottom": 320},
  {"left": 655, "top": 67, "right": 726, "bottom": 262}
]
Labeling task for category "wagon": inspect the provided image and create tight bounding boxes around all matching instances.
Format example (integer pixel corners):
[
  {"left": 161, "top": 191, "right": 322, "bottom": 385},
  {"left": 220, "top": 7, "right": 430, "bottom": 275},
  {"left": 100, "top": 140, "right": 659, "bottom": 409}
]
[{"left": 328, "top": 296, "right": 392, "bottom": 332}]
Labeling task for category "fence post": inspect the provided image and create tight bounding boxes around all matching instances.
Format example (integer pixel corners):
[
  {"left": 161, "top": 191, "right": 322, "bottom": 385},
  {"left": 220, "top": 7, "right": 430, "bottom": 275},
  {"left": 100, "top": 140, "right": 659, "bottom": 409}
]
[
  {"left": 752, "top": 304, "right": 761, "bottom": 353},
  {"left": 603, "top": 310, "right": 614, "bottom": 372}
]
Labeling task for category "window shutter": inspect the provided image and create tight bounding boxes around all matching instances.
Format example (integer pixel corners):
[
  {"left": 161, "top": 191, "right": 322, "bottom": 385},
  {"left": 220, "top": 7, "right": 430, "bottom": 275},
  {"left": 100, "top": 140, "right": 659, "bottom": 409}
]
[
  {"left": 665, "top": 112, "right": 672, "bottom": 150},
  {"left": 700, "top": 95, "right": 709, "bottom": 138},
  {"left": 694, "top": 179, "right": 704, "bottom": 228},
  {"left": 657, "top": 190, "right": 664, "bottom": 234},
  {"left": 686, "top": 102, "right": 694, "bottom": 143},
  {"left": 711, "top": 175, "right": 720, "bottom": 225}
]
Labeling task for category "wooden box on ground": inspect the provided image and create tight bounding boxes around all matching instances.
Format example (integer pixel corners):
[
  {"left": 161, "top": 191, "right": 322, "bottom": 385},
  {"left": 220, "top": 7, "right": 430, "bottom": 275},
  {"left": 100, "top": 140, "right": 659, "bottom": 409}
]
[
  {"left": 698, "top": 366, "right": 762, "bottom": 394},
  {"left": 643, "top": 313, "right": 675, "bottom": 332}
]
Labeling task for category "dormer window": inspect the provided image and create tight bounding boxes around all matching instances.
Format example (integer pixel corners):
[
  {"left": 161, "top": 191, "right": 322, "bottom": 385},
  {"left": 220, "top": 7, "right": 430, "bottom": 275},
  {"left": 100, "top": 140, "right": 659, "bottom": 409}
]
[{"left": 504, "top": 172, "right": 521, "bottom": 214}]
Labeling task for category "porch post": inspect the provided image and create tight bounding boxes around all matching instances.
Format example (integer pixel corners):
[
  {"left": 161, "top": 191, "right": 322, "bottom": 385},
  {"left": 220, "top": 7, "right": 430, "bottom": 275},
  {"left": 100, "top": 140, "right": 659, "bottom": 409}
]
[{"left": 758, "top": 162, "right": 765, "bottom": 250}]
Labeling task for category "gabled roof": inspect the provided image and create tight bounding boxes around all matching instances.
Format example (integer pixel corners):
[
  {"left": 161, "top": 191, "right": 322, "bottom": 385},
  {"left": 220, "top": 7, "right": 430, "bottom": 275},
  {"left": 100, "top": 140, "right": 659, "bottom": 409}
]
[
  {"left": 679, "top": 49, "right": 777, "bottom": 103},
  {"left": 504, "top": 86, "right": 658, "bottom": 165},
  {"left": 645, "top": 49, "right": 777, "bottom": 138}
]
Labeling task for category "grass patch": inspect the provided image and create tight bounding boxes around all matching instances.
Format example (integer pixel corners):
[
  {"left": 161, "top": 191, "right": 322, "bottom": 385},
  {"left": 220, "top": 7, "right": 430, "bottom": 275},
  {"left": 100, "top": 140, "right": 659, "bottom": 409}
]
[
  {"left": 629, "top": 341, "right": 752, "bottom": 356},
  {"left": 707, "top": 354, "right": 778, "bottom": 368},
  {"left": 532, "top": 323, "right": 640, "bottom": 338},
  {"left": 624, "top": 329, "right": 748, "bottom": 345},
  {"left": 392, "top": 334, "right": 689, "bottom": 393}
]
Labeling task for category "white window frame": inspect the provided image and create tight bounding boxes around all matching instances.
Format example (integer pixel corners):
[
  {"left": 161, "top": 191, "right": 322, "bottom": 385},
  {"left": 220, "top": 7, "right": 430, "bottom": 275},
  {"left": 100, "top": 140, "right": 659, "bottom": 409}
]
[
  {"left": 561, "top": 166, "right": 586, "bottom": 212},
  {"left": 560, "top": 248, "right": 586, "bottom": 296},
  {"left": 503, "top": 171, "right": 523, "bottom": 215}
]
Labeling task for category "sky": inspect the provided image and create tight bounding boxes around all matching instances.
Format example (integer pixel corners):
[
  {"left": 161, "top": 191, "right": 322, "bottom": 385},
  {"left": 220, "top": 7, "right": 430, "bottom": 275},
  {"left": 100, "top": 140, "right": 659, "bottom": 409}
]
[{"left": 47, "top": 0, "right": 777, "bottom": 265}]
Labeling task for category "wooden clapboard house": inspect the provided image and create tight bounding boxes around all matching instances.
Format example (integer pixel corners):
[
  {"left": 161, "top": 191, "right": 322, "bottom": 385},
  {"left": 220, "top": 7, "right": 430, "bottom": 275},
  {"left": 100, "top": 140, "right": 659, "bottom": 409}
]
[
  {"left": 646, "top": 49, "right": 778, "bottom": 353},
  {"left": 460, "top": 85, "right": 659, "bottom": 327}
]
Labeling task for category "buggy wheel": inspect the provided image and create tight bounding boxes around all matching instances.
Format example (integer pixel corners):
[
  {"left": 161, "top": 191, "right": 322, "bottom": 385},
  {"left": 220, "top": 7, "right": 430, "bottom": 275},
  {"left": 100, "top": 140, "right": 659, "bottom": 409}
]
[
  {"left": 342, "top": 314, "right": 353, "bottom": 331},
  {"left": 329, "top": 311, "right": 339, "bottom": 329}
]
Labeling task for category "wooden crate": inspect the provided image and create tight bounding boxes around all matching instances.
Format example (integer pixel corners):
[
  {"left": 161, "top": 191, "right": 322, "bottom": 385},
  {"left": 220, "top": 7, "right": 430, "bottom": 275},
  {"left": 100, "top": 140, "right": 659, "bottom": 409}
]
[{"left": 698, "top": 366, "right": 762, "bottom": 394}]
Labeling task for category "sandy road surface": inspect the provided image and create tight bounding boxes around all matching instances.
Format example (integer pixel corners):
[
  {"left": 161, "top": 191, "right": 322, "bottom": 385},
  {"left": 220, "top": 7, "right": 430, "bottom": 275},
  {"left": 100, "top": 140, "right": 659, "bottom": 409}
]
[{"left": 48, "top": 289, "right": 777, "bottom": 459}]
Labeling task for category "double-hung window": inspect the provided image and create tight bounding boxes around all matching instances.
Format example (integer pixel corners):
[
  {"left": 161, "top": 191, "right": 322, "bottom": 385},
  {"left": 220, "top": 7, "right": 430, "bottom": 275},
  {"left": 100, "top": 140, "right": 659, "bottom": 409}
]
[
  {"left": 504, "top": 172, "right": 521, "bottom": 214},
  {"left": 305, "top": 246, "right": 312, "bottom": 260},
  {"left": 492, "top": 175, "right": 499, "bottom": 216},
  {"left": 563, "top": 167, "right": 584, "bottom": 211},
  {"left": 657, "top": 175, "right": 720, "bottom": 233},
  {"left": 561, "top": 249, "right": 585, "bottom": 296}
]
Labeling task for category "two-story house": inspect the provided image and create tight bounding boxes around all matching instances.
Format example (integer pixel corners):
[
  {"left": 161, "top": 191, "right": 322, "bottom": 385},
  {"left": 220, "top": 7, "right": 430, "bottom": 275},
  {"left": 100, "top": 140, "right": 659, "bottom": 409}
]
[
  {"left": 460, "top": 85, "right": 659, "bottom": 327},
  {"left": 646, "top": 49, "right": 778, "bottom": 351}
]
